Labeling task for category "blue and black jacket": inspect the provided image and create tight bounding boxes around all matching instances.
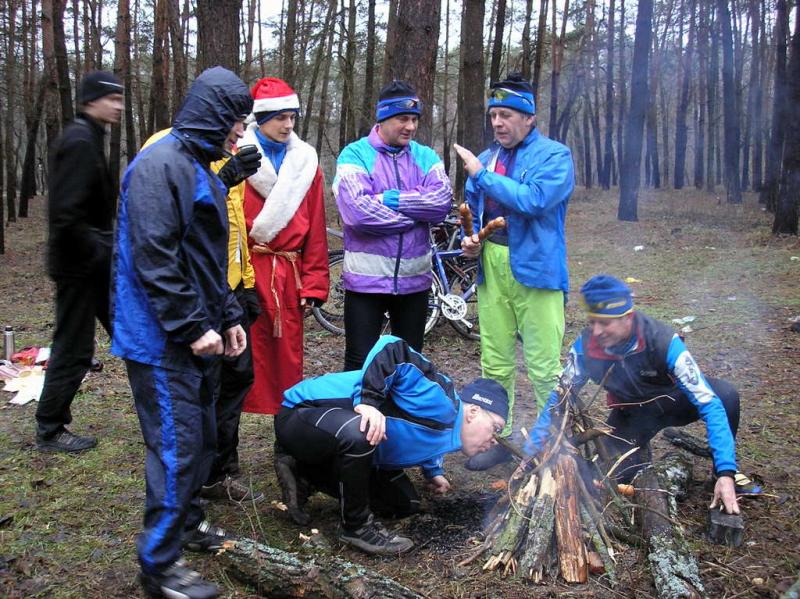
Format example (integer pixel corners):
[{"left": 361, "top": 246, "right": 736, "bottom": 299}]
[
  {"left": 111, "top": 67, "right": 253, "bottom": 372},
  {"left": 524, "top": 312, "right": 737, "bottom": 475},
  {"left": 283, "top": 336, "right": 464, "bottom": 478}
]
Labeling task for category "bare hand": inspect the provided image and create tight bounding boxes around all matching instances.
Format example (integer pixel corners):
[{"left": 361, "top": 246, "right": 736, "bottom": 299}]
[
  {"left": 426, "top": 475, "right": 451, "bottom": 495},
  {"left": 190, "top": 329, "right": 224, "bottom": 356},
  {"left": 709, "top": 476, "right": 740, "bottom": 514},
  {"left": 461, "top": 233, "right": 482, "bottom": 258},
  {"left": 300, "top": 297, "right": 313, "bottom": 316},
  {"left": 453, "top": 143, "right": 482, "bottom": 177},
  {"left": 354, "top": 404, "right": 387, "bottom": 446},
  {"left": 223, "top": 324, "right": 247, "bottom": 357}
]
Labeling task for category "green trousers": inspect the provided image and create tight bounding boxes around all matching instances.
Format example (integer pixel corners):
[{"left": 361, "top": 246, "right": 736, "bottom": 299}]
[{"left": 477, "top": 241, "right": 565, "bottom": 436}]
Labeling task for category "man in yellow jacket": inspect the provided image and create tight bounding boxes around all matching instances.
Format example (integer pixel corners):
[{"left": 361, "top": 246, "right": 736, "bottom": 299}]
[{"left": 142, "top": 130, "right": 263, "bottom": 502}]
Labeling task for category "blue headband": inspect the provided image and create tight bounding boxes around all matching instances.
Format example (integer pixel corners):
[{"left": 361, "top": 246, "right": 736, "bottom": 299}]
[
  {"left": 580, "top": 275, "right": 634, "bottom": 318},
  {"left": 487, "top": 87, "right": 536, "bottom": 115},
  {"left": 376, "top": 96, "right": 422, "bottom": 122},
  {"left": 255, "top": 108, "right": 299, "bottom": 125}
]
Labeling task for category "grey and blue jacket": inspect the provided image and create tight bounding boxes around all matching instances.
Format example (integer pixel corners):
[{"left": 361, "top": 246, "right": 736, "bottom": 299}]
[
  {"left": 525, "top": 312, "right": 737, "bottom": 475},
  {"left": 111, "top": 67, "right": 253, "bottom": 372},
  {"left": 332, "top": 127, "right": 452, "bottom": 295},
  {"left": 282, "top": 335, "right": 463, "bottom": 478}
]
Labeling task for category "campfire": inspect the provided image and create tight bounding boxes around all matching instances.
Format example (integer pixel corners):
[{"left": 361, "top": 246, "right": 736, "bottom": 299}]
[{"left": 458, "top": 368, "right": 708, "bottom": 597}]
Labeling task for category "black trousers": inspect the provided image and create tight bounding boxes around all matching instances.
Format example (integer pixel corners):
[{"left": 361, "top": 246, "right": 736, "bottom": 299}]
[
  {"left": 604, "top": 377, "right": 740, "bottom": 482},
  {"left": 207, "top": 295, "right": 254, "bottom": 484},
  {"left": 127, "top": 358, "right": 219, "bottom": 575},
  {"left": 274, "top": 400, "right": 421, "bottom": 530},
  {"left": 343, "top": 289, "right": 428, "bottom": 371},
  {"left": 36, "top": 275, "right": 111, "bottom": 438}
]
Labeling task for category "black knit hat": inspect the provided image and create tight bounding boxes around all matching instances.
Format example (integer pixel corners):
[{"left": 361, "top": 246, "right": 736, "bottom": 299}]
[
  {"left": 79, "top": 71, "right": 124, "bottom": 104},
  {"left": 460, "top": 378, "right": 509, "bottom": 422}
]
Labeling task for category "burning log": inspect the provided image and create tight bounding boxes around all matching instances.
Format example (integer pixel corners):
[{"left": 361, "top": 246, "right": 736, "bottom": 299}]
[
  {"left": 222, "top": 537, "right": 422, "bottom": 598},
  {"left": 634, "top": 454, "right": 706, "bottom": 599}
]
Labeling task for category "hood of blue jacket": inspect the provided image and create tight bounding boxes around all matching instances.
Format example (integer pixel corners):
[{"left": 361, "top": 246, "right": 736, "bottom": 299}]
[{"left": 172, "top": 66, "right": 253, "bottom": 161}]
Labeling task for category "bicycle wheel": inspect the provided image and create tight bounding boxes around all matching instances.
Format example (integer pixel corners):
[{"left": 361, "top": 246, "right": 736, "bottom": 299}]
[
  {"left": 447, "top": 261, "right": 480, "bottom": 341},
  {"left": 424, "top": 273, "right": 443, "bottom": 336},
  {"left": 312, "top": 251, "right": 345, "bottom": 335}
]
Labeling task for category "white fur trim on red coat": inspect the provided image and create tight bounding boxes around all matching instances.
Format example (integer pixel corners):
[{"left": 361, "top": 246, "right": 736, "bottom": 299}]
[
  {"left": 243, "top": 123, "right": 319, "bottom": 244},
  {"left": 252, "top": 94, "right": 300, "bottom": 114}
]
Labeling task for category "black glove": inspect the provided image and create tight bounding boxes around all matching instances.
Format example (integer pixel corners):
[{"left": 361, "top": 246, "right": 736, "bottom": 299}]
[
  {"left": 218, "top": 144, "right": 261, "bottom": 189},
  {"left": 239, "top": 287, "right": 262, "bottom": 323}
]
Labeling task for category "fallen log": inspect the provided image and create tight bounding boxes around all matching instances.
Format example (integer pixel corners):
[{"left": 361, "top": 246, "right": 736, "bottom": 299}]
[
  {"left": 222, "top": 537, "right": 423, "bottom": 598},
  {"left": 634, "top": 454, "right": 706, "bottom": 599},
  {"left": 553, "top": 453, "right": 588, "bottom": 583}
]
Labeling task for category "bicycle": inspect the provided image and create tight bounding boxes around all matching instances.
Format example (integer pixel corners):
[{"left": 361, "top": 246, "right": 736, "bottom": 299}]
[{"left": 312, "top": 219, "right": 480, "bottom": 341}]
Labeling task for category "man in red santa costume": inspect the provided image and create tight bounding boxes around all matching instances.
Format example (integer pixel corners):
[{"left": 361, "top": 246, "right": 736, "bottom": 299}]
[{"left": 239, "top": 78, "right": 329, "bottom": 415}]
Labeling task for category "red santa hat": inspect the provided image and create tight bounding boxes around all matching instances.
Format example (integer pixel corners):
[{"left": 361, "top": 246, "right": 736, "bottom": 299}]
[{"left": 250, "top": 77, "right": 300, "bottom": 120}]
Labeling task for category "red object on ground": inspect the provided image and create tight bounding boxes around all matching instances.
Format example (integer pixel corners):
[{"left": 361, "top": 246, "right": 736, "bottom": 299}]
[{"left": 11, "top": 347, "right": 39, "bottom": 366}]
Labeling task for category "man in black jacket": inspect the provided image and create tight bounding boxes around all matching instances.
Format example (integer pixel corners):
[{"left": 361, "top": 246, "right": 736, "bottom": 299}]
[
  {"left": 36, "top": 71, "right": 124, "bottom": 453},
  {"left": 112, "top": 67, "right": 252, "bottom": 599}
]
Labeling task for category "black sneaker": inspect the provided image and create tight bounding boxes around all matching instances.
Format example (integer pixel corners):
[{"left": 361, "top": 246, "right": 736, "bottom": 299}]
[
  {"left": 182, "top": 520, "right": 230, "bottom": 553},
  {"left": 464, "top": 443, "right": 512, "bottom": 471},
  {"left": 199, "top": 475, "right": 264, "bottom": 503},
  {"left": 36, "top": 429, "right": 97, "bottom": 453},
  {"left": 339, "top": 516, "right": 414, "bottom": 556},
  {"left": 138, "top": 559, "right": 219, "bottom": 599}
]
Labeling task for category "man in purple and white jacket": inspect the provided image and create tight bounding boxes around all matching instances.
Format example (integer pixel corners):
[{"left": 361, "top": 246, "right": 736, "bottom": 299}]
[{"left": 332, "top": 80, "right": 453, "bottom": 370}]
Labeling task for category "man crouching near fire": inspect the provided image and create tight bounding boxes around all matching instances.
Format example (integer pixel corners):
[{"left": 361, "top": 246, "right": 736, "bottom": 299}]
[
  {"left": 273, "top": 335, "right": 509, "bottom": 555},
  {"left": 524, "top": 274, "right": 759, "bottom": 516}
]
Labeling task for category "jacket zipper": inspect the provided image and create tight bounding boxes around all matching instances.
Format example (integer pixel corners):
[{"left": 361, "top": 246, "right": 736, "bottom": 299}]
[{"left": 392, "top": 152, "right": 403, "bottom": 294}]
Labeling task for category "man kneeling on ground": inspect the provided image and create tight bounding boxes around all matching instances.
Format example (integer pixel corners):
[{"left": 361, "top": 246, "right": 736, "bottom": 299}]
[{"left": 273, "top": 335, "right": 508, "bottom": 556}]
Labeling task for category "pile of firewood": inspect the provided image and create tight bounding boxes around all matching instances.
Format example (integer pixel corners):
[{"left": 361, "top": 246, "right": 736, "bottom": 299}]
[{"left": 459, "top": 367, "right": 708, "bottom": 597}]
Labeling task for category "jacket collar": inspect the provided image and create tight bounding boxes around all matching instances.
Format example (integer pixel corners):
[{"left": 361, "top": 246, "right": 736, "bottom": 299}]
[
  {"left": 367, "top": 125, "right": 409, "bottom": 156},
  {"left": 586, "top": 311, "right": 647, "bottom": 360}
]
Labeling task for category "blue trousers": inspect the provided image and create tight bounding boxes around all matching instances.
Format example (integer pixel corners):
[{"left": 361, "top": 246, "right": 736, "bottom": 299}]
[{"left": 125, "top": 358, "right": 219, "bottom": 575}]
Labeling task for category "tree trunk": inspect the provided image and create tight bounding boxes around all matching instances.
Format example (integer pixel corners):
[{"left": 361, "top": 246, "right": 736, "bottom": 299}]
[
  {"left": 773, "top": 6, "right": 799, "bottom": 235},
  {"left": 694, "top": 0, "right": 708, "bottom": 188},
  {"left": 441, "top": 0, "right": 452, "bottom": 175},
  {"left": 547, "top": 0, "right": 569, "bottom": 140},
  {"left": 147, "top": 0, "right": 170, "bottom": 138},
  {"left": 53, "top": 0, "right": 73, "bottom": 124},
  {"left": 761, "top": 0, "right": 787, "bottom": 211},
  {"left": 282, "top": 0, "right": 297, "bottom": 85},
  {"left": 196, "top": 0, "right": 241, "bottom": 73},
  {"left": 302, "top": 0, "right": 336, "bottom": 141},
  {"left": 456, "top": 0, "right": 486, "bottom": 198},
  {"left": 615, "top": 0, "right": 626, "bottom": 187},
  {"left": 521, "top": 0, "right": 534, "bottom": 80},
  {"left": 532, "top": 0, "right": 548, "bottom": 97},
  {"left": 674, "top": 0, "right": 695, "bottom": 189},
  {"left": 167, "top": 0, "right": 187, "bottom": 115},
  {"left": 618, "top": 0, "right": 653, "bottom": 222},
  {"left": 4, "top": 0, "right": 19, "bottom": 223},
  {"left": 707, "top": 4, "right": 719, "bottom": 192},
  {"left": 485, "top": 0, "right": 507, "bottom": 145},
  {"left": 110, "top": 0, "right": 132, "bottom": 191},
  {"left": 582, "top": 99, "right": 592, "bottom": 187},
  {"left": 383, "top": 0, "right": 441, "bottom": 146},
  {"left": 717, "top": 0, "right": 741, "bottom": 203},
  {"left": 315, "top": 0, "right": 337, "bottom": 157},
  {"left": 357, "top": 0, "right": 377, "bottom": 138},
  {"left": 601, "top": 0, "right": 615, "bottom": 189},
  {"left": 338, "top": 0, "right": 357, "bottom": 150},
  {"left": 223, "top": 538, "right": 422, "bottom": 598},
  {"left": 19, "top": 79, "right": 48, "bottom": 217}
]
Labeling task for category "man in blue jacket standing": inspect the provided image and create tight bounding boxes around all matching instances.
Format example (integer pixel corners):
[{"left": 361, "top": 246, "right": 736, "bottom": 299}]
[
  {"left": 274, "top": 335, "right": 509, "bottom": 556},
  {"left": 112, "top": 67, "right": 252, "bottom": 599},
  {"left": 454, "top": 73, "right": 575, "bottom": 470}
]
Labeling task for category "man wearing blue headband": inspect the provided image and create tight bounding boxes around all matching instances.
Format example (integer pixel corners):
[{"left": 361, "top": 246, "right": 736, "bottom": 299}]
[
  {"left": 333, "top": 80, "right": 451, "bottom": 371},
  {"left": 524, "top": 274, "right": 757, "bottom": 515},
  {"left": 453, "top": 73, "right": 575, "bottom": 470}
]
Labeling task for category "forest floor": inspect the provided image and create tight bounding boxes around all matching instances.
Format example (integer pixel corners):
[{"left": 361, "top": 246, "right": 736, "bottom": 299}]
[{"left": 1, "top": 188, "right": 799, "bottom": 598}]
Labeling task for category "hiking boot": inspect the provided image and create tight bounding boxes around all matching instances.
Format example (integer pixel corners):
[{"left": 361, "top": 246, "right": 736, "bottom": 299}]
[
  {"left": 138, "top": 559, "right": 219, "bottom": 599},
  {"left": 339, "top": 515, "right": 414, "bottom": 556},
  {"left": 36, "top": 429, "right": 97, "bottom": 453},
  {"left": 199, "top": 475, "right": 264, "bottom": 503},
  {"left": 274, "top": 444, "right": 312, "bottom": 526},
  {"left": 182, "top": 520, "right": 230, "bottom": 553},
  {"left": 464, "top": 443, "right": 512, "bottom": 471}
]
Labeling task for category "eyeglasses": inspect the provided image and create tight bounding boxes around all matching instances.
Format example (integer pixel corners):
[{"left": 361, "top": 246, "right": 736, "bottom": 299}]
[
  {"left": 489, "top": 87, "right": 534, "bottom": 106},
  {"left": 486, "top": 412, "right": 504, "bottom": 435}
]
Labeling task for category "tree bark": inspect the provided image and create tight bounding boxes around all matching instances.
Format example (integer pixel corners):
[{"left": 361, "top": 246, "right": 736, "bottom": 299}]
[
  {"left": 223, "top": 538, "right": 423, "bottom": 598},
  {"left": 456, "top": 0, "right": 486, "bottom": 198},
  {"left": 147, "top": 0, "right": 170, "bottom": 138},
  {"left": 761, "top": 0, "right": 787, "bottom": 211},
  {"left": 674, "top": 0, "right": 695, "bottom": 189},
  {"left": 773, "top": 5, "right": 800, "bottom": 235},
  {"left": 383, "top": 0, "right": 441, "bottom": 146},
  {"left": 110, "top": 0, "right": 132, "bottom": 191},
  {"left": 601, "top": 0, "right": 615, "bottom": 189},
  {"left": 717, "top": 0, "right": 741, "bottom": 203},
  {"left": 338, "top": 0, "right": 357, "bottom": 150},
  {"left": 707, "top": 4, "right": 719, "bottom": 192},
  {"left": 547, "top": 0, "right": 569, "bottom": 141},
  {"left": 615, "top": 0, "right": 626, "bottom": 187},
  {"left": 302, "top": 0, "right": 336, "bottom": 141},
  {"left": 314, "top": 0, "right": 337, "bottom": 157},
  {"left": 196, "top": 0, "right": 241, "bottom": 73},
  {"left": 282, "top": 0, "right": 298, "bottom": 86},
  {"left": 618, "top": 0, "right": 653, "bottom": 221},
  {"left": 532, "top": 0, "right": 548, "bottom": 97},
  {"left": 53, "top": 0, "right": 73, "bottom": 125},
  {"left": 357, "top": 0, "right": 377, "bottom": 138},
  {"left": 521, "top": 0, "right": 534, "bottom": 80},
  {"left": 4, "top": 0, "right": 19, "bottom": 223},
  {"left": 694, "top": 0, "right": 708, "bottom": 188},
  {"left": 19, "top": 79, "right": 47, "bottom": 218}
]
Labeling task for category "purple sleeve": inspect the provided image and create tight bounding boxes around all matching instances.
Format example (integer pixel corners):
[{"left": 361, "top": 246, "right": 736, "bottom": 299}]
[
  {"left": 396, "top": 164, "right": 454, "bottom": 223},
  {"left": 334, "top": 168, "right": 416, "bottom": 235}
]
